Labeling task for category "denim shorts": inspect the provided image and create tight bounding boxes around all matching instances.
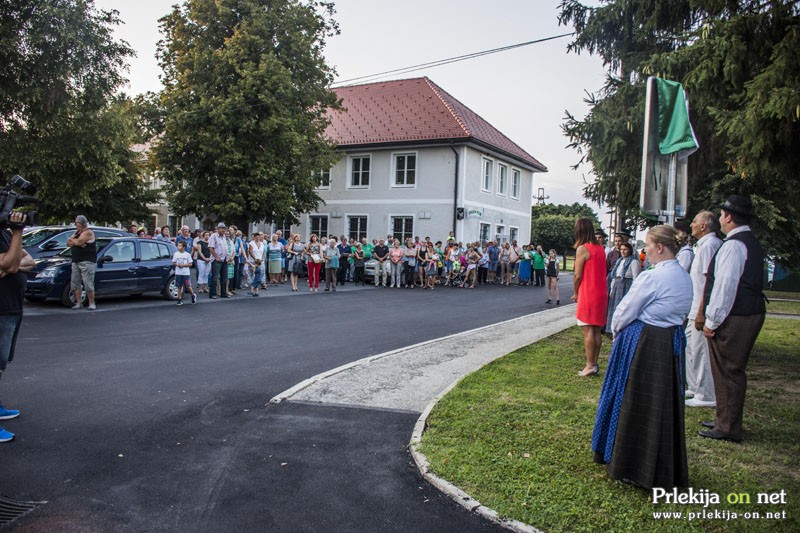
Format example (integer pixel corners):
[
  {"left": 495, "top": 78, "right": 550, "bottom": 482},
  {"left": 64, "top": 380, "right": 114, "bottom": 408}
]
[
  {"left": 0, "top": 315, "right": 23, "bottom": 372},
  {"left": 175, "top": 274, "right": 192, "bottom": 288}
]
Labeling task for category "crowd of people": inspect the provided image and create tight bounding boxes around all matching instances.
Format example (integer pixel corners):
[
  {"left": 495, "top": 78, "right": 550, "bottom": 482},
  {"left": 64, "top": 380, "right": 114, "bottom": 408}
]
[
  {"left": 148, "top": 225, "right": 565, "bottom": 302},
  {"left": 573, "top": 194, "right": 766, "bottom": 490}
]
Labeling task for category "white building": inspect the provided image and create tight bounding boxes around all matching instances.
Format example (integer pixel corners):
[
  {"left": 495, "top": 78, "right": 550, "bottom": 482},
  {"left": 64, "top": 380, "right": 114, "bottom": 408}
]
[{"left": 293, "top": 77, "right": 547, "bottom": 244}]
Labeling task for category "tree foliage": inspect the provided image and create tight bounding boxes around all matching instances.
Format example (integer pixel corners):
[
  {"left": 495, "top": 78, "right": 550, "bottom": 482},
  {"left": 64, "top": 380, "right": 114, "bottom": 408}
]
[
  {"left": 0, "top": 0, "right": 153, "bottom": 224},
  {"left": 559, "top": 0, "right": 800, "bottom": 267},
  {"left": 154, "top": 0, "right": 341, "bottom": 229},
  {"left": 531, "top": 202, "right": 601, "bottom": 252}
]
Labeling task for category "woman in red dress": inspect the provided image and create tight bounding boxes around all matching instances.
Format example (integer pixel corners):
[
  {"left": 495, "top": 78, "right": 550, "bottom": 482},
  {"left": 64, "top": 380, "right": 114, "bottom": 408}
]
[{"left": 572, "top": 218, "right": 609, "bottom": 376}]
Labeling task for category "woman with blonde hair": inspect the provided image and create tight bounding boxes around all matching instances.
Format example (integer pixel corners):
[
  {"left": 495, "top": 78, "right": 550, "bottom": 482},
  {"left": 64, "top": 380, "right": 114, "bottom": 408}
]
[
  {"left": 592, "top": 224, "right": 692, "bottom": 489},
  {"left": 286, "top": 234, "right": 305, "bottom": 292},
  {"left": 267, "top": 234, "right": 283, "bottom": 287},
  {"left": 572, "top": 218, "right": 608, "bottom": 376}
]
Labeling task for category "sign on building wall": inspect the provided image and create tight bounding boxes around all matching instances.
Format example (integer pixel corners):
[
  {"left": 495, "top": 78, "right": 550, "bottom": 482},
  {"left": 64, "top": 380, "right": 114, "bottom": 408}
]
[{"left": 466, "top": 207, "right": 484, "bottom": 219}]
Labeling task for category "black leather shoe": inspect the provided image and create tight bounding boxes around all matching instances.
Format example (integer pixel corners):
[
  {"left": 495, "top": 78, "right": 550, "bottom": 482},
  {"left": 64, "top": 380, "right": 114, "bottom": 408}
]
[
  {"left": 699, "top": 420, "right": 715, "bottom": 429},
  {"left": 698, "top": 429, "right": 741, "bottom": 443}
]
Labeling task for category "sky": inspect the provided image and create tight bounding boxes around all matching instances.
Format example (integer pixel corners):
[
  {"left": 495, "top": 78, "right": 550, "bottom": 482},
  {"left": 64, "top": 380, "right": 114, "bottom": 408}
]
[{"left": 94, "top": 0, "right": 609, "bottom": 222}]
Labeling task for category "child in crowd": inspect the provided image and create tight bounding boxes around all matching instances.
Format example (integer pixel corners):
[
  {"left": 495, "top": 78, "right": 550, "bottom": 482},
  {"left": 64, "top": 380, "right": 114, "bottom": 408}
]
[{"left": 172, "top": 240, "right": 196, "bottom": 306}]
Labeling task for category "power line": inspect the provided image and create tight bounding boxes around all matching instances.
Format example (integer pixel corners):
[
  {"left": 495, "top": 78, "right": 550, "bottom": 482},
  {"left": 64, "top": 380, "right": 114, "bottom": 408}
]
[{"left": 332, "top": 32, "right": 574, "bottom": 87}]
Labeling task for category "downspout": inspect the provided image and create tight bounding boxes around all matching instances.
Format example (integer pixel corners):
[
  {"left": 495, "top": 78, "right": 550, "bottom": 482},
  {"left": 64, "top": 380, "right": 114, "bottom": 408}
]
[{"left": 449, "top": 143, "right": 459, "bottom": 238}]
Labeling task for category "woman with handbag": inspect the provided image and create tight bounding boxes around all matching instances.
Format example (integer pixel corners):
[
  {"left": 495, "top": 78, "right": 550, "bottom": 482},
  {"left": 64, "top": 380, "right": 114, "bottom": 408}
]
[
  {"left": 193, "top": 231, "right": 212, "bottom": 293},
  {"left": 403, "top": 240, "right": 417, "bottom": 288},
  {"left": 286, "top": 234, "right": 305, "bottom": 292},
  {"left": 305, "top": 233, "right": 323, "bottom": 292}
]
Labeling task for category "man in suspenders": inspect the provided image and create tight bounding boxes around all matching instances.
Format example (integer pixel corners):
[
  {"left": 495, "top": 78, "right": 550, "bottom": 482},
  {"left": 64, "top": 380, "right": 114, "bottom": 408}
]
[{"left": 697, "top": 195, "right": 766, "bottom": 443}]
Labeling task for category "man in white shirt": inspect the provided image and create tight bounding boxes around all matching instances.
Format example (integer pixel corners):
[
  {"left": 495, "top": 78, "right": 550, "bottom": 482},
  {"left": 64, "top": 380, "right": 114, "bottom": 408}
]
[
  {"left": 684, "top": 211, "right": 723, "bottom": 407},
  {"left": 697, "top": 195, "right": 766, "bottom": 443}
]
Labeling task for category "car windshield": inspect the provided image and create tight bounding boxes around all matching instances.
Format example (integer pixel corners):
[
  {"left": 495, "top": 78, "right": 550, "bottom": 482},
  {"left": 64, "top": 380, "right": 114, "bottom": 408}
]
[
  {"left": 23, "top": 227, "right": 64, "bottom": 247},
  {"left": 57, "top": 238, "right": 114, "bottom": 258}
]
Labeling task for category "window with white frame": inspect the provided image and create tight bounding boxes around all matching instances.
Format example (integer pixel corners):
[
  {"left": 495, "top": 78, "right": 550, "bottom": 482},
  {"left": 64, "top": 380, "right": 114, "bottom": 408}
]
[
  {"left": 497, "top": 164, "right": 507, "bottom": 196},
  {"left": 348, "top": 215, "right": 368, "bottom": 241},
  {"left": 391, "top": 216, "right": 414, "bottom": 242},
  {"left": 479, "top": 223, "right": 491, "bottom": 246},
  {"left": 350, "top": 156, "right": 370, "bottom": 188},
  {"left": 511, "top": 169, "right": 520, "bottom": 200},
  {"left": 481, "top": 158, "right": 493, "bottom": 192},
  {"left": 495, "top": 224, "right": 506, "bottom": 243},
  {"left": 394, "top": 153, "right": 416, "bottom": 187},
  {"left": 510, "top": 227, "right": 519, "bottom": 243},
  {"left": 314, "top": 169, "right": 331, "bottom": 189},
  {"left": 309, "top": 215, "right": 328, "bottom": 240}
]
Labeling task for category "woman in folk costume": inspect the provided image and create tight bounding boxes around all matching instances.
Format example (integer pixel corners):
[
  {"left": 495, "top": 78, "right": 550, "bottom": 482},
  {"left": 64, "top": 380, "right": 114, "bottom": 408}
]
[
  {"left": 592, "top": 225, "right": 693, "bottom": 489},
  {"left": 605, "top": 242, "right": 642, "bottom": 329}
]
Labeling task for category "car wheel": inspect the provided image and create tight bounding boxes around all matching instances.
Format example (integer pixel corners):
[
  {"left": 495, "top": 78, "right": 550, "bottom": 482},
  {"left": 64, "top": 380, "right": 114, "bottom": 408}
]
[
  {"left": 162, "top": 276, "right": 178, "bottom": 300},
  {"left": 60, "top": 283, "right": 86, "bottom": 308},
  {"left": 25, "top": 295, "right": 47, "bottom": 303}
]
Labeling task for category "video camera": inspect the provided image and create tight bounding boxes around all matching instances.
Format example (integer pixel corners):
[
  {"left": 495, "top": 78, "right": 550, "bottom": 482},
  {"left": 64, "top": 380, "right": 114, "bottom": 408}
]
[{"left": 0, "top": 175, "right": 38, "bottom": 229}]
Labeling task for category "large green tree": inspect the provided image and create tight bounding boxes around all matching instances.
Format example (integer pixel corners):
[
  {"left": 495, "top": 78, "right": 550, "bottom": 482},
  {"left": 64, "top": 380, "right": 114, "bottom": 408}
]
[
  {"left": 154, "top": 0, "right": 341, "bottom": 229},
  {"left": 0, "top": 0, "right": 153, "bottom": 224},
  {"left": 559, "top": 0, "right": 800, "bottom": 267},
  {"left": 531, "top": 202, "right": 601, "bottom": 254}
]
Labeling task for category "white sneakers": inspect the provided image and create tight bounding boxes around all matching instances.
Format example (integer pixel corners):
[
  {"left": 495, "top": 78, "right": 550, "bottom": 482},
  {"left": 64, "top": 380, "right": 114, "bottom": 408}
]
[{"left": 685, "top": 397, "right": 716, "bottom": 407}]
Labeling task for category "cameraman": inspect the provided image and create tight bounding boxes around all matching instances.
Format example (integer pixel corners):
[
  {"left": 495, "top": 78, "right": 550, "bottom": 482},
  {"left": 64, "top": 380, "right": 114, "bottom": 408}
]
[{"left": 0, "top": 211, "right": 34, "bottom": 443}]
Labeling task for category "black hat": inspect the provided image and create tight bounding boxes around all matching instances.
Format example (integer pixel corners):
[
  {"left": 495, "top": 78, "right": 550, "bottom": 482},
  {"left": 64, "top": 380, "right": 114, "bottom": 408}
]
[
  {"left": 594, "top": 228, "right": 607, "bottom": 237},
  {"left": 615, "top": 229, "right": 632, "bottom": 239},
  {"left": 713, "top": 195, "right": 754, "bottom": 219}
]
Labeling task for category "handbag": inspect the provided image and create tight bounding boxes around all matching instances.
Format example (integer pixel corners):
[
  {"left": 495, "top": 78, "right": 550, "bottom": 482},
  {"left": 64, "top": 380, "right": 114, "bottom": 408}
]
[
  {"left": 311, "top": 253, "right": 322, "bottom": 264},
  {"left": 292, "top": 259, "right": 304, "bottom": 274}
]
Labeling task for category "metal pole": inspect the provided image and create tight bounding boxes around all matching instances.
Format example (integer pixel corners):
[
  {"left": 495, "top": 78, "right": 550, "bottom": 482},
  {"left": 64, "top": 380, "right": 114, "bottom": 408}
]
[{"left": 666, "top": 153, "right": 677, "bottom": 226}]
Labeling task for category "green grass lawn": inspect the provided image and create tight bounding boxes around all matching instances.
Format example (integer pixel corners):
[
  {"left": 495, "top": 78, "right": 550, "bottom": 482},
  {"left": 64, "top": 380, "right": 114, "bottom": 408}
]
[
  {"left": 419, "top": 319, "right": 799, "bottom": 532},
  {"left": 766, "top": 299, "right": 800, "bottom": 315},
  {"left": 764, "top": 290, "right": 800, "bottom": 301}
]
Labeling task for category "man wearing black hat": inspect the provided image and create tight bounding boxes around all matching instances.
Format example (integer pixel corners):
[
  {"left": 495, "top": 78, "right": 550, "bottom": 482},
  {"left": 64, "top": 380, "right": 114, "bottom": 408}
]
[{"left": 697, "top": 195, "right": 765, "bottom": 443}]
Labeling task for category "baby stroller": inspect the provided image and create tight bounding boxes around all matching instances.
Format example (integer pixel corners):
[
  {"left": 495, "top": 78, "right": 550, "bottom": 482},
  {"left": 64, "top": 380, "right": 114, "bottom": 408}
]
[{"left": 445, "top": 259, "right": 465, "bottom": 287}]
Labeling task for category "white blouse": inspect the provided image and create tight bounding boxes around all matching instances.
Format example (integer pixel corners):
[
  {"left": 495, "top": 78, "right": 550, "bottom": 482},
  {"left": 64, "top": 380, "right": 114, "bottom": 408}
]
[{"left": 611, "top": 259, "right": 693, "bottom": 334}]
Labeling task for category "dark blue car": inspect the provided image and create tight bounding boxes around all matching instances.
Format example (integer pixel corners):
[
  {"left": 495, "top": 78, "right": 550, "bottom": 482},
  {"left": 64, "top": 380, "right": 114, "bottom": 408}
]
[
  {"left": 23, "top": 225, "right": 133, "bottom": 259},
  {"left": 26, "top": 237, "right": 179, "bottom": 307}
]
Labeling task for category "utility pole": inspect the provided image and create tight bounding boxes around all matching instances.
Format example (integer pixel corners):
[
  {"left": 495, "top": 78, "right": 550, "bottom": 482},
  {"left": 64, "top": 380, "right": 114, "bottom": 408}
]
[{"left": 534, "top": 187, "right": 549, "bottom": 205}]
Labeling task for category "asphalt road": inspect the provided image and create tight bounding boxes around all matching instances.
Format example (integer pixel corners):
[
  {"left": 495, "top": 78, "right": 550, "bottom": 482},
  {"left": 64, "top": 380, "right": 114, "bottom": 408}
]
[{"left": 2, "top": 277, "right": 571, "bottom": 532}]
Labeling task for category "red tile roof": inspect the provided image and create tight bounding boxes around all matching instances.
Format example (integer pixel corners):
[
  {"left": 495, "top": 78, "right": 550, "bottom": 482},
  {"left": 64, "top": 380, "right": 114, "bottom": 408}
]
[{"left": 325, "top": 77, "right": 547, "bottom": 172}]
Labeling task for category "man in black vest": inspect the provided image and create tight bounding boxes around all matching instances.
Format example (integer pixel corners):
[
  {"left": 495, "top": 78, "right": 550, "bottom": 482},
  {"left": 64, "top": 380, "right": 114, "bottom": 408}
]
[{"left": 697, "top": 195, "right": 765, "bottom": 443}]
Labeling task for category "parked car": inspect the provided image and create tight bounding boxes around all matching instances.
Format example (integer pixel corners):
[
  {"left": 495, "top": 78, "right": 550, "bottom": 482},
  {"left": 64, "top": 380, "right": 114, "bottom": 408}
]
[
  {"left": 26, "top": 237, "right": 178, "bottom": 307},
  {"left": 24, "top": 226, "right": 133, "bottom": 260}
]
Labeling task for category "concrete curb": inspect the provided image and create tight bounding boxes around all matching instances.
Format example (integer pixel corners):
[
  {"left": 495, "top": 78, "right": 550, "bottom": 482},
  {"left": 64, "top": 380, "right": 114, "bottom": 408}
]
[{"left": 408, "top": 347, "right": 553, "bottom": 533}]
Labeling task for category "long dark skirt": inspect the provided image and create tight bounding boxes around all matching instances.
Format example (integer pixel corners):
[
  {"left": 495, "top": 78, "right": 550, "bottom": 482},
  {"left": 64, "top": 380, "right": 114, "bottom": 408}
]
[
  {"left": 606, "top": 277, "right": 633, "bottom": 329},
  {"left": 592, "top": 320, "right": 688, "bottom": 489}
]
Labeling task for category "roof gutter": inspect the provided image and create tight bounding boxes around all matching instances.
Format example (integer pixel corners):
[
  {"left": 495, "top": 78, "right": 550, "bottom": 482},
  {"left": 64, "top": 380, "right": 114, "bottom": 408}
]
[{"left": 449, "top": 143, "right": 459, "bottom": 238}]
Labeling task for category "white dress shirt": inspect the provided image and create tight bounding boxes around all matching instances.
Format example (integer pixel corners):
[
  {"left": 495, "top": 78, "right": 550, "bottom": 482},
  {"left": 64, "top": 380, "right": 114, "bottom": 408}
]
[
  {"left": 688, "top": 232, "right": 723, "bottom": 320},
  {"left": 676, "top": 245, "right": 694, "bottom": 272},
  {"left": 611, "top": 259, "right": 693, "bottom": 334},
  {"left": 704, "top": 226, "right": 750, "bottom": 330}
]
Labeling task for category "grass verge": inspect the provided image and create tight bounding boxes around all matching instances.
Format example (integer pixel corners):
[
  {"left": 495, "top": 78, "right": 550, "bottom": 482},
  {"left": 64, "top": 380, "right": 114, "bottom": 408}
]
[
  {"left": 419, "top": 319, "right": 799, "bottom": 532},
  {"left": 764, "top": 290, "right": 800, "bottom": 301},
  {"left": 766, "top": 299, "right": 800, "bottom": 315}
]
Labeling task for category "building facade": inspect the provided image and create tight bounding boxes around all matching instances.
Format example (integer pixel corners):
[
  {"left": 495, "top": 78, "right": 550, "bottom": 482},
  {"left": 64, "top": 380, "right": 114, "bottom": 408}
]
[{"left": 294, "top": 77, "right": 547, "bottom": 244}]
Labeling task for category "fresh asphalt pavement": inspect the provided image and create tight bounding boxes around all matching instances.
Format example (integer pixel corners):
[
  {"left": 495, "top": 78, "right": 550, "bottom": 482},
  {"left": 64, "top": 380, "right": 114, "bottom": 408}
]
[{"left": 2, "top": 276, "right": 572, "bottom": 532}]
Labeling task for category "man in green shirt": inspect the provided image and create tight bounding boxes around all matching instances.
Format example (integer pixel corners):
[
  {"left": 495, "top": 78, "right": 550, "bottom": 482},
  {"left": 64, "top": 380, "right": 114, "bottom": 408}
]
[
  {"left": 532, "top": 245, "right": 546, "bottom": 286},
  {"left": 361, "top": 237, "right": 374, "bottom": 259}
]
